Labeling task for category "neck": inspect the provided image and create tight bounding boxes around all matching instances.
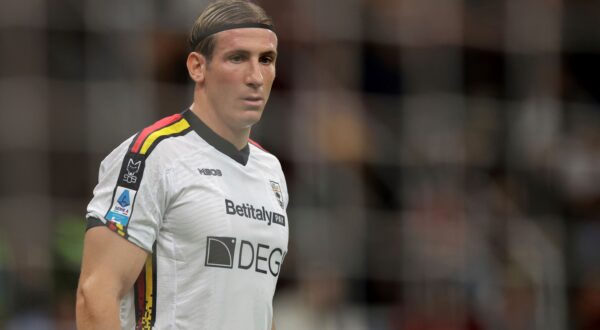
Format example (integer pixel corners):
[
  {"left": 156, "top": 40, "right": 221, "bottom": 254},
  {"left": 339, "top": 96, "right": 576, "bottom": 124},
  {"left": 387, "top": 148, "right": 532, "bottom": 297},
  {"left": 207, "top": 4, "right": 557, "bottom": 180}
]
[{"left": 189, "top": 101, "right": 250, "bottom": 151}]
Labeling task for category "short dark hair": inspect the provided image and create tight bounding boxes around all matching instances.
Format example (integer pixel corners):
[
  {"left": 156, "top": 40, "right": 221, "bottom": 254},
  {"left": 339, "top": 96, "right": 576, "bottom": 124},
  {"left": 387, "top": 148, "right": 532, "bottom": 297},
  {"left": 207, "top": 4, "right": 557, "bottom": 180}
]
[{"left": 189, "top": 0, "right": 274, "bottom": 61}]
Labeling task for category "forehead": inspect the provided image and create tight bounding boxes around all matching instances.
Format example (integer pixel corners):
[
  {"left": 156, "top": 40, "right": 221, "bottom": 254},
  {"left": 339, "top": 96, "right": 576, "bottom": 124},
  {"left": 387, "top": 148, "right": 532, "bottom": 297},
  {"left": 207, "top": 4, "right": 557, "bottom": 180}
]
[{"left": 212, "top": 28, "right": 278, "bottom": 54}]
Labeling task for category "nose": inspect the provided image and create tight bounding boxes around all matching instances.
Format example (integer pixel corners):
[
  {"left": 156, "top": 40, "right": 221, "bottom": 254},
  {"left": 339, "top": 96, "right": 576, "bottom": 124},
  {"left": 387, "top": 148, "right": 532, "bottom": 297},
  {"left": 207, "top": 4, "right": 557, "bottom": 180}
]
[{"left": 245, "top": 60, "right": 264, "bottom": 88}]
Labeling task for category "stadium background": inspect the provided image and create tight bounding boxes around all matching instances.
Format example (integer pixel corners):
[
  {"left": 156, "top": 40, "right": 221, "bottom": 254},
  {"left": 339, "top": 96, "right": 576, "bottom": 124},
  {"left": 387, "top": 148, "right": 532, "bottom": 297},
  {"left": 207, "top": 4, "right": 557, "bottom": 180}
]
[{"left": 1, "top": 0, "right": 600, "bottom": 329}]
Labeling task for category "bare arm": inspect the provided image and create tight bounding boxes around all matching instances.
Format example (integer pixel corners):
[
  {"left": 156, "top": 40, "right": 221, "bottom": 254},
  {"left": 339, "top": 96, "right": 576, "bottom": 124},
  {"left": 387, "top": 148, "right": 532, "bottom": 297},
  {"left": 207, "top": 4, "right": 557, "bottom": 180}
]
[{"left": 76, "top": 226, "right": 148, "bottom": 329}]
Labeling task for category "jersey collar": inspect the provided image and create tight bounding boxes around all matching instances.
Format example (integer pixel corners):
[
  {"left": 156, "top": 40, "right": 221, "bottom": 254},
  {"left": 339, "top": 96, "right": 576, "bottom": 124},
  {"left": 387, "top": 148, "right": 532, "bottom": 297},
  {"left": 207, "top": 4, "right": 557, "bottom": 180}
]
[{"left": 183, "top": 109, "right": 250, "bottom": 166}]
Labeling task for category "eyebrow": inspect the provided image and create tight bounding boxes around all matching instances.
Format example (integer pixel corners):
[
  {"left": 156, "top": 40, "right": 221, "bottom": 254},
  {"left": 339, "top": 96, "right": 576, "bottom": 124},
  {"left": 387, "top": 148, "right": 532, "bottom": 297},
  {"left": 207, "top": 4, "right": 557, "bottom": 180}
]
[
  {"left": 261, "top": 50, "right": 278, "bottom": 58},
  {"left": 224, "top": 49, "right": 278, "bottom": 58}
]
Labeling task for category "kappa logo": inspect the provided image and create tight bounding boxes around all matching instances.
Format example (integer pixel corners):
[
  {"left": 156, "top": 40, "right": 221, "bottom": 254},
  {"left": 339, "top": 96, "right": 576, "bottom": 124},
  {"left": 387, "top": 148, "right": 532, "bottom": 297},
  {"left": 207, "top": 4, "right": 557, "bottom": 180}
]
[
  {"left": 124, "top": 159, "right": 141, "bottom": 183},
  {"left": 270, "top": 181, "right": 284, "bottom": 209},
  {"left": 198, "top": 168, "right": 222, "bottom": 176}
]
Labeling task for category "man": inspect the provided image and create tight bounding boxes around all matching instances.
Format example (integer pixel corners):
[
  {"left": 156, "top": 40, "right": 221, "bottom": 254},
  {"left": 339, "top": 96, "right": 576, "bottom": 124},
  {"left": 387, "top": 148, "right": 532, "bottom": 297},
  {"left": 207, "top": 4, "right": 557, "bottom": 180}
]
[{"left": 76, "top": 1, "right": 289, "bottom": 329}]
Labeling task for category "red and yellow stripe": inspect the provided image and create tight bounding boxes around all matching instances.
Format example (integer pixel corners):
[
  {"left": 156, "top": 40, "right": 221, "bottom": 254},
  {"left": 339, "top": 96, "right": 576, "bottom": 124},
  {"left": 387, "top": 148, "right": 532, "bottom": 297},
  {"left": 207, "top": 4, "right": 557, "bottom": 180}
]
[
  {"left": 131, "top": 114, "right": 190, "bottom": 155},
  {"left": 135, "top": 253, "right": 156, "bottom": 330}
]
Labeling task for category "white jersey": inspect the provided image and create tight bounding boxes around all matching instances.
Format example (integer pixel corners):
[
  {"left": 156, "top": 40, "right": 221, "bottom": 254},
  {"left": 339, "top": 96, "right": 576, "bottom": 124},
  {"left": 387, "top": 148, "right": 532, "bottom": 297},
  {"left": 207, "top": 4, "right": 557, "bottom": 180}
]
[{"left": 86, "top": 109, "right": 289, "bottom": 330}]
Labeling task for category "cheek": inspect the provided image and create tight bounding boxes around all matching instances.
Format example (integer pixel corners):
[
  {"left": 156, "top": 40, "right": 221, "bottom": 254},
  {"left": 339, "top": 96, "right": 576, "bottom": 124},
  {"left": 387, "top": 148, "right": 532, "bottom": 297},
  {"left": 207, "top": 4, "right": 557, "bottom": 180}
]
[
  {"left": 211, "top": 65, "right": 241, "bottom": 84},
  {"left": 216, "top": 73, "right": 239, "bottom": 85},
  {"left": 263, "top": 68, "right": 276, "bottom": 84}
]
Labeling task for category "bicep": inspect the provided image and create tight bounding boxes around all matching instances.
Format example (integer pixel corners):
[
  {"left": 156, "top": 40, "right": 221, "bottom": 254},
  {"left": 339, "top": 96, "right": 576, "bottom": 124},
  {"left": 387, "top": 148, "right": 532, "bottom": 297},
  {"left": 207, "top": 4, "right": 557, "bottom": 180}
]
[{"left": 79, "top": 226, "right": 149, "bottom": 298}]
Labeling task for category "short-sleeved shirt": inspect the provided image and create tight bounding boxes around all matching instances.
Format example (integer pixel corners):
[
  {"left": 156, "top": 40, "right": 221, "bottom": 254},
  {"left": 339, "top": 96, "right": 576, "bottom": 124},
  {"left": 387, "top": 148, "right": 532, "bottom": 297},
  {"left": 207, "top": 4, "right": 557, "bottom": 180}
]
[{"left": 86, "top": 109, "right": 289, "bottom": 330}]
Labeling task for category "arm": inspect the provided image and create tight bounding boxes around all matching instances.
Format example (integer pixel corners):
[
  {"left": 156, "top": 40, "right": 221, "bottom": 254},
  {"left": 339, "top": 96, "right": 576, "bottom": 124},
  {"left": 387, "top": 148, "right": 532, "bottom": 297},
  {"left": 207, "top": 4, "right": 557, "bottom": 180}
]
[
  {"left": 272, "top": 319, "right": 276, "bottom": 330},
  {"left": 76, "top": 226, "right": 149, "bottom": 329}
]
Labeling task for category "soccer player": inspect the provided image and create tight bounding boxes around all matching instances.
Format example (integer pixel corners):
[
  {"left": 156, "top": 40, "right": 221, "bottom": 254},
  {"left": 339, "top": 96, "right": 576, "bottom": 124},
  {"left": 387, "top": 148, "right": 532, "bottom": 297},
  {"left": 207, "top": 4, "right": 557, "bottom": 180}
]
[{"left": 76, "top": 1, "right": 289, "bottom": 329}]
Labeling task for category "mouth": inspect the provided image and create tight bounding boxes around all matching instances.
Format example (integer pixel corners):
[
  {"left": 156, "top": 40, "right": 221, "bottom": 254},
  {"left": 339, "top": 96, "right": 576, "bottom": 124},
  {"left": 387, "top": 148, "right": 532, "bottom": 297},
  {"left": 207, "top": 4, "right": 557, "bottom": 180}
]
[{"left": 242, "top": 96, "right": 264, "bottom": 108}]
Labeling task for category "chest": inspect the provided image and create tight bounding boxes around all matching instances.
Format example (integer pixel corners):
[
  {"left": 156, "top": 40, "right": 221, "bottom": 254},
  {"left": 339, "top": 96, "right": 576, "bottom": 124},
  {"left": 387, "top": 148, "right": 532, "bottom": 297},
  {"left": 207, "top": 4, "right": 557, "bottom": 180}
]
[{"left": 160, "top": 156, "right": 289, "bottom": 266}]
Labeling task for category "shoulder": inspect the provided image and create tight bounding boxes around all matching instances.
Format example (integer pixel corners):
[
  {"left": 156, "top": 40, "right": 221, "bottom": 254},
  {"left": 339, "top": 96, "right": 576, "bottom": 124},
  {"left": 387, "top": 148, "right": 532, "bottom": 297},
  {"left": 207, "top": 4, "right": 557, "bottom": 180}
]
[
  {"left": 248, "top": 138, "right": 268, "bottom": 153},
  {"left": 249, "top": 139, "right": 281, "bottom": 165},
  {"left": 248, "top": 138, "right": 286, "bottom": 176},
  {"left": 128, "top": 113, "right": 192, "bottom": 158},
  {"left": 100, "top": 113, "right": 194, "bottom": 174}
]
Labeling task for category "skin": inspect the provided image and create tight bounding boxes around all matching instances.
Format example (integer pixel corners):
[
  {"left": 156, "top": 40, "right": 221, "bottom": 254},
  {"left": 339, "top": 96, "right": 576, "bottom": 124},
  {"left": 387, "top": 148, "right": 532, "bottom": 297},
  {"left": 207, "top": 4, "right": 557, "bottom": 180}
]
[
  {"left": 76, "top": 227, "right": 148, "bottom": 329},
  {"left": 187, "top": 27, "right": 278, "bottom": 150},
  {"left": 76, "top": 27, "right": 279, "bottom": 329}
]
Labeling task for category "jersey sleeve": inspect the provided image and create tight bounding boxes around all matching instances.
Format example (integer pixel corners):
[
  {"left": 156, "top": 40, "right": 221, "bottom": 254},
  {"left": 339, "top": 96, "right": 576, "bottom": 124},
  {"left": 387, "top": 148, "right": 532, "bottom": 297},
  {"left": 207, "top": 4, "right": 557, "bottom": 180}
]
[{"left": 86, "top": 137, "right": 168, "bottom": 253}]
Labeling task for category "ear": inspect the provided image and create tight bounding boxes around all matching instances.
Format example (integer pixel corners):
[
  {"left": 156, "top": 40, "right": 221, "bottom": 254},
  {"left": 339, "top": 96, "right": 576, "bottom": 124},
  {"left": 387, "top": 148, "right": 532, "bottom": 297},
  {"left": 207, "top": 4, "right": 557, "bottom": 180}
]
[{"left": 186, "top": 52, "right": 206, "bottom": 83}]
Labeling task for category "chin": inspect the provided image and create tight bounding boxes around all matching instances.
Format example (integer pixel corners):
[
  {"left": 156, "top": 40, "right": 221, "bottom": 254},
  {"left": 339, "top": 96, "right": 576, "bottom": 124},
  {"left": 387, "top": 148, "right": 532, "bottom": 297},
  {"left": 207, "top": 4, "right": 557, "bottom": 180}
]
[{"left": 237, "top": 110, "right": 263, "bottom": 128}]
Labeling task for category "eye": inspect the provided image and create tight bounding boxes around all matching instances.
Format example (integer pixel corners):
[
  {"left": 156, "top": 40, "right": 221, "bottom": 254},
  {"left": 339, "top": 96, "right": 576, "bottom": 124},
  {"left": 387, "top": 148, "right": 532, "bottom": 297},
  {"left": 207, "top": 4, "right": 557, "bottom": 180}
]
[
  {"left": 229, "top": 54, "right": 245, "bottom": 63},
  {"left": 259, "top": 55, "right": 275, "bottom": 65}
]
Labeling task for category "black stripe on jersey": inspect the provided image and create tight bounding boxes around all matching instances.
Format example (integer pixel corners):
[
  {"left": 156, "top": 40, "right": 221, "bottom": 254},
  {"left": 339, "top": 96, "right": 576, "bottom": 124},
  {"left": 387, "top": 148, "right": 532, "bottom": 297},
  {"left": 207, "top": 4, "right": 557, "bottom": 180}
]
[
  {"left": 133, "top": 262, "right": 145, "bottom": 327},
  {"left": 85, "top": 216, "right": 104, "bottom": 230},
  {"left": 103, "top": 120, "right": 190, "bottom": 239},
  {"left": 117, "top": 151, "right": 147, "bottom": 191},
  {"left": 150, "top": 246, "right": 157, "bottom": 326},
  {"left": 103, "top": 151, "right": 147, "bottom": 239},
  {"left": 183, "top": 109, "right": 250, "bottom": 165},
  {"left": 135, "top": 242, "right": 157, "bottom": 330}
]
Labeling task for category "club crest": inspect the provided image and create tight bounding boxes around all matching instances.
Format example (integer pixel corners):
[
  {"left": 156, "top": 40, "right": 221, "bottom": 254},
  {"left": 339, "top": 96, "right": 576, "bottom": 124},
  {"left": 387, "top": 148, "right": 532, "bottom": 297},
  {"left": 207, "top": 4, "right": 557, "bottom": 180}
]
[{"left": 270, "top": 180, "right": 284, "bottom": 209}]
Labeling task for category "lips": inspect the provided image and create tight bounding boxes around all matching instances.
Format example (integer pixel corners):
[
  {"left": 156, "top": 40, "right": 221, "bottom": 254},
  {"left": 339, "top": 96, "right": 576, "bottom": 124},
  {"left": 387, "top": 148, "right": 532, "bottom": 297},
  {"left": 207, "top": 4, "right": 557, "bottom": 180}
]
[{"left": 242, "top": 96, "right": 264, "bottom": 109}]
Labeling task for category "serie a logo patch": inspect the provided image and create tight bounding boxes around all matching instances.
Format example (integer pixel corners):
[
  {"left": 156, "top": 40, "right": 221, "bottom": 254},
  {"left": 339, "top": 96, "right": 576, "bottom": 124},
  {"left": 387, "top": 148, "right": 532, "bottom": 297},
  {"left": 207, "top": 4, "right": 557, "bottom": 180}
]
[{"left": 106, "top": 186, "right": 137, "bottom": 226}]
